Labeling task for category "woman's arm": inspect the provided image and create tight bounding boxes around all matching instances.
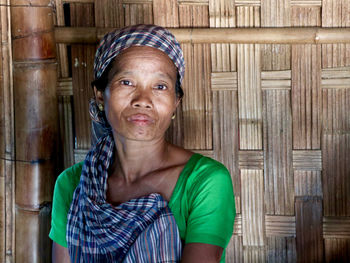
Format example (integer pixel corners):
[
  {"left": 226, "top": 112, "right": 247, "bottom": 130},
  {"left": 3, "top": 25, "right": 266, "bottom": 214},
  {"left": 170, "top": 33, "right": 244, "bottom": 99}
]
[
  {"left": 181, "top": 243, "right": 223, "bottom": 263},
  {"left": 52, "top": 242, "right": 71, "bottom": 263}
]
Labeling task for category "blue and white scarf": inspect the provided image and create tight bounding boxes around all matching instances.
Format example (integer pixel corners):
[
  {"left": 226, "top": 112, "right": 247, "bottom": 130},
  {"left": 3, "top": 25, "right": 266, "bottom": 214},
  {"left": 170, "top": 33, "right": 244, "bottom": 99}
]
[{"left": 66, "top": 133, "right": 182, "bottom": 262}]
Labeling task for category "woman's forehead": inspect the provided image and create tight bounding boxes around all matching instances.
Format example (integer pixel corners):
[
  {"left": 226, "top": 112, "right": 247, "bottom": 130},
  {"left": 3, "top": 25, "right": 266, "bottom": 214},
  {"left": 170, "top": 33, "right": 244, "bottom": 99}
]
[
  {"left": 117, "top": 46, "right": 175, "bottom": 63},
  {"left": 112, "top": 46, "right": 177, "bottom": 77}
]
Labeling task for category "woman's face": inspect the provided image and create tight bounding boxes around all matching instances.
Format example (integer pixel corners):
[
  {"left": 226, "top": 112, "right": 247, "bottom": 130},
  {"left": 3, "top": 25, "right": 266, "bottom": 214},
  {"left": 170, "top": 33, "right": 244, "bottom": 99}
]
[{"left": 96, "top": 46, "right": 179, "bottom": 142}]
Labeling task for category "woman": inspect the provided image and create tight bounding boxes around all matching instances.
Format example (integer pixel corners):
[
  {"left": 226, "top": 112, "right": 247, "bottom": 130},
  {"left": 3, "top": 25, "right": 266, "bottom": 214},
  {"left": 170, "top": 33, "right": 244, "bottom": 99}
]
[{"left": 50, "top": 24, "right": 235, "bottom": 263}]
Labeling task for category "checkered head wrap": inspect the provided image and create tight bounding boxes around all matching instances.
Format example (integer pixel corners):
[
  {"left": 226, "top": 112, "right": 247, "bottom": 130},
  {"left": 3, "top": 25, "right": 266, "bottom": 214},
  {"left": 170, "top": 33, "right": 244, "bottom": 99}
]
[{"left": 94, "top": 24, "right": 185, "bottom": 84}]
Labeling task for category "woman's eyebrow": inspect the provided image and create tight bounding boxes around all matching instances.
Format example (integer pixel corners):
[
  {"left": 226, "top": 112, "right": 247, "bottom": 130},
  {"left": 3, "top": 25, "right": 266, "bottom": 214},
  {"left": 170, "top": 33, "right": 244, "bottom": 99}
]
[
  {"left": 114, "top": 70, "right": 133, "bottom": 76},
  {"left": 113, "top": 70, "right": 175, "bottom": 81},
  {"left": 156, "top": 72, "right": 175, "bottom": 81}
]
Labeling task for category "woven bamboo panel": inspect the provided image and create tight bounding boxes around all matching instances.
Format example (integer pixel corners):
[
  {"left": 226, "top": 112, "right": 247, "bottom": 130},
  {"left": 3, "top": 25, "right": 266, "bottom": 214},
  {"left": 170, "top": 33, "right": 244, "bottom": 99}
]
[
  {"left": 291, "top": 6, "right": 322, "bottom": 153},
  {"left": 267, "top": 237, "right": 296, "bottom": 263},
  {"left": 261, "top": 70, "right": 291, "bottom": 90},
  {"left": 58, "top": 95, "right": 74, "bottom": 167},
  {"left": 55, "top": 0, "right": 73, "bottom": 168},
  {"left": 265, "top": 215, "right": 296, "bottom": 237},
  {"left": 70, "top": 3, "right": 95, "bottom": 149},
  {"left": 323, "top": 217, "right": 350, "bottom": 239},
  {"left": 71, "top": 43, "right": 95, "bottom": 149},
  {"left": 322, "top": 88, "right": 350, "bottom": 217},
  {"left": 322, "top": 134, "right": 350, "bottom": 216},
  {"left": 261, "top": 0, "right": 290, "bottom": 71},
  {"left": 47, "top": 1, "right": 350, "bottom": 262},
  {"left": 322, "top": 67, "right": 350, "bottom": 89},
  {"left": 94, "top": 0, "right": 124, "bottom": 27},
  {"left": 209, "top": 0, "right": 236, "bottom": 72},
  {"left": 213, "top": 90, "right": 239, "bottom": 200},
  {"left": 263, "top": 90, "right": 294, "bottom": 215},
  {"left": 238, "top": 43, "right": 262, "bottom": 150},
  {"left": 226, "top": 236, "right": 243, "bottom": 263},
  {"left": 241, "top": 169, "right": 265, "bottom": 246},
  {"left": 165, "top": 103, "right": 184, "bottom": 147},
  {"left": 238, "top": 150, "right": 264, "bottom": 170},
  {"left": 295, "top": 197, "right": 323, "bottom": 262},
  {"left": 233, "top": 214, "right": 242, "bottom": 236},
  {"left": 57, "top": 79, "right": 74, "bottom": 167},
  {"left": 294, "top": 171, "right": 322, "bottom": 196},
  {"left": 325, "top": 238, "right": 350, "bottom": 262},
  {"left": 179, "top": 4, "right": 212, "bottom": 150},
  {"left": 211, "top": 72, "right": 238, "bottom": 91},
  {"left": 236, "top": 3, "right": 262, "bottom": 152},
  {"left": 322, "top": 0, "right": 350, "bottom": 68},
  {"left": 54, "top": 0, "right": 70, "bottom": 78},
  {"left": 261, "top": 0, "right": 291, "bottom": 27},
  {"left": 244, "top": 247, "right": 266, "bottom": 263},
  {"left": 124, "top": 3, "right": 153, "bottom": 25},
  {"left": 153, "top": 0, "right": 179, "bottom": 27},
  {"left": 179, "top": 3, "right": 208, "bottom": 27},
  {"left": 181, "top": 42, "right": 212, "bottom": 149},
  {"left": 292, "top": 44, "right": 321, "bottom": 149},
  {"left": 291, "top": 5, "right": 321, "bottom": 27}
]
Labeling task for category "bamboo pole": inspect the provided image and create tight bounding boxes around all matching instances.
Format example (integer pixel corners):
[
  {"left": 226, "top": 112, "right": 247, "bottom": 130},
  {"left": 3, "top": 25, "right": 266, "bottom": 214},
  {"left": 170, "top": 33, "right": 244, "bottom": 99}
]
[
  {"left": 11, "top": 0, "right": 58, "bottom": 262},
  {"left": 1, "top": 1, "right": 15, "bottom": 261},
  {"left": 54, "top": 27, "right": 350, "bottom": 44}
]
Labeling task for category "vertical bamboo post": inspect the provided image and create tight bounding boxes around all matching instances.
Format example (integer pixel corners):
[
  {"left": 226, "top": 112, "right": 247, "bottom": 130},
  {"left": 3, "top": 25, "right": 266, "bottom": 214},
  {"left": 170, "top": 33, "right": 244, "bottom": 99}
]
[
  {"left": 1, "top": 0, "right": 15, "bottom": 261},
  {"left": 11, "top": 0, "right": 58, "bottom": 262}
]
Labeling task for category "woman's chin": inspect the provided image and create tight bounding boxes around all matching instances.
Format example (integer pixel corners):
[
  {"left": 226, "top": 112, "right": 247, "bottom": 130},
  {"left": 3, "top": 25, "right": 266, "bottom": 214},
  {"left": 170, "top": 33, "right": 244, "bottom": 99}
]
[{"left": 118, "top": 129, "right": 162, "bottom": 142}]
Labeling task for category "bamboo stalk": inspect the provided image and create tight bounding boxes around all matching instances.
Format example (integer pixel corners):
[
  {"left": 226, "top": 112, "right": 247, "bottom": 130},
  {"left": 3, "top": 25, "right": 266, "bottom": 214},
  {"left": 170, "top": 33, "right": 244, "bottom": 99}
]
[
  {"left": 54, "top": 26, "right": 350, "bottom": 44},
  {"left": 0, "top": 0, "right": 15, "bottom": 261},
  {"left": 11, "top": 0, "right": 58, "bottom": 262}
]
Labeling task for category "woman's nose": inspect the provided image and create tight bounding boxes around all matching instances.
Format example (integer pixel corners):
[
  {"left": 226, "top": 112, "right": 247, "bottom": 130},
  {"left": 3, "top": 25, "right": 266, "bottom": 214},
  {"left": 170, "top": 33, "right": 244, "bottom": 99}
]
[{"left": 131, "top": 88, "right": 153, "bottom": 109}]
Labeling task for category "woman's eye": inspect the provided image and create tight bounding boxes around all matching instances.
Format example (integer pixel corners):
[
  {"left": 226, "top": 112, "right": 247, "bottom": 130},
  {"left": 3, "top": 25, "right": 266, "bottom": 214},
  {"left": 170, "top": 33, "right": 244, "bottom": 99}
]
[
  {"left": 155, "top": 84, "right": 167, "bottom": 90},
  {"left": 120, "top": 80, "right": 133, "bottom": 86}
]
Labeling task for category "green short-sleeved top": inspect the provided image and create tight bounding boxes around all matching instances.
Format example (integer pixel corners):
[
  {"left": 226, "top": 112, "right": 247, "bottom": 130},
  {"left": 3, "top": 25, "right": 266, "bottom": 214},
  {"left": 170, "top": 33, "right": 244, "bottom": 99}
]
[{"left": 49, "top": 153, "right": 236, "bottom": 262}]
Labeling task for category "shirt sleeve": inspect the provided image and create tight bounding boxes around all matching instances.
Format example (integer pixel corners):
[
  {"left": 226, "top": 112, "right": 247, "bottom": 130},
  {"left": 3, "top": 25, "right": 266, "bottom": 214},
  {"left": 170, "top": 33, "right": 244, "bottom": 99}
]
[
  {"left": 185, "top": 160, "right": 236, "bottom": 248},
  {"left": 49, "top": 163, "right": 83, "bottom": 247}
]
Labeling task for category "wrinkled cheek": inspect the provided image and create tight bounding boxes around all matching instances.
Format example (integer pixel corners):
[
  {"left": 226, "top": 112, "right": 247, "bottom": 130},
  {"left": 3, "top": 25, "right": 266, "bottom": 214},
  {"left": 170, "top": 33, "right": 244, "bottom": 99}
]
[{"left": 160, "top": 118, "right": 172, "bottom": 133}]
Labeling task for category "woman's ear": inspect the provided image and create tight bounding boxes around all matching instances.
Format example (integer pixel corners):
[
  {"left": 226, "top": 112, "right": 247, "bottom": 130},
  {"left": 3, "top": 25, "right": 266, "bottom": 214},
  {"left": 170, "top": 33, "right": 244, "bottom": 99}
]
[{"left": 94, "top": 86, "right": 104, "bottom": 105}]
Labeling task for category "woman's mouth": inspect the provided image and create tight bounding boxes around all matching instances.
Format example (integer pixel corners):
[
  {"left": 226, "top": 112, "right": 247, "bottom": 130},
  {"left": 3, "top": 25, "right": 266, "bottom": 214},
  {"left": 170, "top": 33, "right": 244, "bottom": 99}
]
[{"left": 127, "top": 114, "right": 155, "bottom": 126}]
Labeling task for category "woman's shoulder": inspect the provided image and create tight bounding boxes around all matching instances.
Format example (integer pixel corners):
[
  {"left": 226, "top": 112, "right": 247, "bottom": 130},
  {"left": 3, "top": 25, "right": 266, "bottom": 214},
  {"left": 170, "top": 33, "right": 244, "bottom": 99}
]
[
  {"left": 54, "top": 162, "right": 83, "bottom": 194},
  {"left": 187, "top": 154, "right": 230, "bottom": 180},
  {"left": 175, "top": 153, "right": 232, "bottom": 197}
]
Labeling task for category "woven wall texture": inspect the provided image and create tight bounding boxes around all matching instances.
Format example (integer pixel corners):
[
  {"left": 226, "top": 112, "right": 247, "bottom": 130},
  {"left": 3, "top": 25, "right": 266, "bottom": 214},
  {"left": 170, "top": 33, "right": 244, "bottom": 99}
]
[{"left": 1, "top": 0, "right": 350, "bottom": 262}]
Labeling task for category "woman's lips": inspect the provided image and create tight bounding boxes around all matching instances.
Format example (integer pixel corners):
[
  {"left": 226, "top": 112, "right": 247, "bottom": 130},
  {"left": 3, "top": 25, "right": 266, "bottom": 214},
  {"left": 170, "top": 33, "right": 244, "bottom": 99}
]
[{"left": 127, "top": 114, "right": 155, "bottom": 126}]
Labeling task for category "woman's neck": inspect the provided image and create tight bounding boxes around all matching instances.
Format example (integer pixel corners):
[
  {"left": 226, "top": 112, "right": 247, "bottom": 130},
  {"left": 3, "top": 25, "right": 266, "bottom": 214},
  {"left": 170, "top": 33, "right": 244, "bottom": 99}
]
[{"left": 110, "top": 133, "right": 170, "bottom": 184}]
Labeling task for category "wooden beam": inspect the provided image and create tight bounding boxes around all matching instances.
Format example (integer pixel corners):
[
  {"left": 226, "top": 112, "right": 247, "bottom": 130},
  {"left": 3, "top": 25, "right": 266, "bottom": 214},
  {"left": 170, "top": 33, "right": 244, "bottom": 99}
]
[{"left": 54, "top": 26, "right": 350, "bottom": 44}]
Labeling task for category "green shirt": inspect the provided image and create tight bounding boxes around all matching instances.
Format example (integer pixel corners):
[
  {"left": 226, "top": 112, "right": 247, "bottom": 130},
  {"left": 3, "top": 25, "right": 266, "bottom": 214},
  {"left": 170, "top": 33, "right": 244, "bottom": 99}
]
[{"left": 49, "top": 153, "right": 235, "bottom": 262}]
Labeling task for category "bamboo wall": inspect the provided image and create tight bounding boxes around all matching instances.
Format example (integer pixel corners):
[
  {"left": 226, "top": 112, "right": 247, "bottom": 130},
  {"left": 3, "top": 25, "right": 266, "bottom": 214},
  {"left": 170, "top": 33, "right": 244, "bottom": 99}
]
[{"left": 1, "top": 0, "right": 350, "bottom": 262}]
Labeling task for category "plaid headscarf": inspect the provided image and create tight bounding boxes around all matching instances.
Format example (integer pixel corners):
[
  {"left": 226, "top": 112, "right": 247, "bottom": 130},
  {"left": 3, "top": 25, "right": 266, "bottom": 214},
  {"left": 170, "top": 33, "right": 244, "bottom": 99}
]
[
  {"left": 90, "top": 99, "right": 111, "bottom": 145},
  {"left": 66, "top": 133, "right": 182, "bottom": 262},
  {"left": 94, "top": 24, "right": 185, "bottom": 84}
]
